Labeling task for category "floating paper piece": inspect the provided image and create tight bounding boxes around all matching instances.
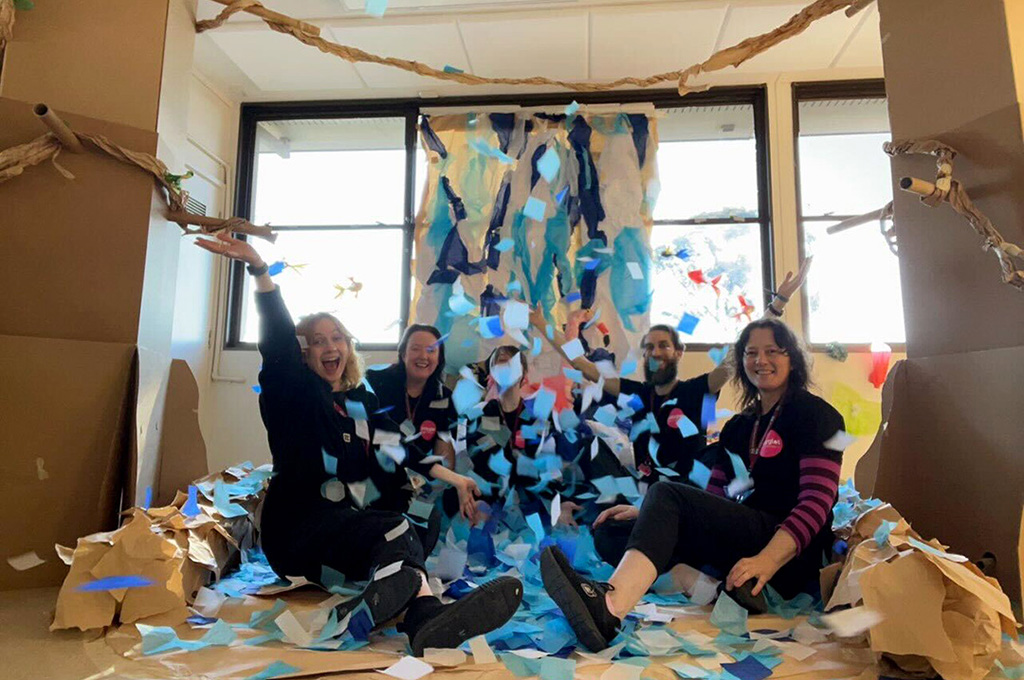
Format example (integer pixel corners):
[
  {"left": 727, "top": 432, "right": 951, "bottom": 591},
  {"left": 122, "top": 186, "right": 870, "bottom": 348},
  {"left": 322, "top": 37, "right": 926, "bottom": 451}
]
[
  {"left": 182, "top": 485, "right": 200, "bottom": 517},
  {"left": 495, "top": 238, "right": 515, "bottom": 252},
  {"left": 449, "top": 292, "right": 475, "bottom": 316},
  {"left": 345, "top": 399, "right": 369, "bottom": 421},
  {"left": 385, "top": 519, "right": 410, "bottom": 542},
  {"left": 532, "top": 337, "right": 543, "bottom": 356},
  {"left": 381, "top": 656, "right": 434, "bottom": 680},
  {"left": 524, "top": 197, "right": 547, "bottom": 221},
  {"left": 436, "top": 546, "right": 468, "bottom": 581},
  {"left": 710, "top": 592, "right": 748, "bottom": 636},
  {"left": 469, "top": 634, "right": 498, "bottom": 664},
  {"left": 504, "top": 301, "right": 531, "bottom": 330},
  {"left": 7, "top": 551, "right": 45, "bottom": 571},
  {"left": 537, "top": 147, "right": 561, "bottom": 182},
  {"left": 561, "top": 338, "right": 585, "bottom": 361},
  {"left": 700, "top": 393, "right": 718, "bottom": 428},
  {"left": 677, "top": 312, "right": 701, "bottom": 335},
  {"left": 708, "top": 347, "right": 728, "bottom": 367},
  {"left": 321, "top": 478, "right": 346, "bottom": 502},
  {"left": 823, "top": 429, "right": 857, "bottom": 451},
  {"left": 365, "top": 0, "right": 387, "bottom": 16},
  {"left": 478, "top": 315, "right": 504, "bottom": 339},
  {"left": 242, "top": 661, "right": 300, "bottom": 680},
  {"left": 565, "top": 101, "right": 580, "bottom": 116},
  {"left": 626, "top": 262, "right": 643, "bottom": 280},
  {"left": 453, "top": 379, "right": 485, "bottom": 415},
  {"left": 492, "top": 360, "right": 524, "bottom": 392},
  {"left": 564, "top": 291, "right": 581, "bottom": 303},
  {"left": 36, "top": 457, "right": 48, "bottom": 480},
  {"left": 442, "top": 65, "right": 464, "bottom": 74},
  {"left": 408, "top": 498, "right": 434, "bottom": 520},
  {"left": 526, "top": 513, "right": 545, "bottom": 542},
  {"left": 620, "top": 351, "right": 638, "bottom": 377},
  {"left": 532, "top": 387, "right": 557, "bottom": 421},
  {"left": 142, "top": 486, "right": 152, "bottom": 510},
  {"left": 555, "top": 186, "right": 569, "bottom": 203},
  {"left": 820, "top": 605, "right": 883, "bottom": 637},
  {"left": 251, "top": 385, "right": 261, "bottom": 394},
  {"left": 77, "top": 575, "right": 154, "bottom": 592},
  {"left": 348, "top": 479, "right": 381, "bottom": 509},
  {"left": 688, "top": 460, "right": 712, "bottom": 490}
]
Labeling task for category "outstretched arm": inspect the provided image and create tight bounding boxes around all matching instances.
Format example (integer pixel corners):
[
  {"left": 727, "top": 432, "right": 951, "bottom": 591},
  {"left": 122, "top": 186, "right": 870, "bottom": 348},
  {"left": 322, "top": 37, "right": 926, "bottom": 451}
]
[{"left": 529, "top": 306, "right": 622, "bottom": 397}]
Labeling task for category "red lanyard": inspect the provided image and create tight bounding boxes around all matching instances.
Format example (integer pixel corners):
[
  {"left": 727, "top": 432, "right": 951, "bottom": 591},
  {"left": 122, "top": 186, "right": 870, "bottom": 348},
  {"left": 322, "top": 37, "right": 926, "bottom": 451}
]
[
  {"left": 405, "top": 390, "right": 422, "bottom": 424},
  {"left": 747, "top": 398, "right": 783, "bottom": 472}
]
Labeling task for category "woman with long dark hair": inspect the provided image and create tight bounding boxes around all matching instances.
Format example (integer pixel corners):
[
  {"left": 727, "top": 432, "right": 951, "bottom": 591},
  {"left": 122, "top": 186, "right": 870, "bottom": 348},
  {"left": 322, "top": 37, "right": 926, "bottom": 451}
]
[
  {"left": 195, "top": 233, "right": 522, "bottom": 655},
  {"left": 538, "top": 317, "right": 846, "bottom": 651},
  {"left": 367, "top": 324, "right": 481, "bottom": 523}
]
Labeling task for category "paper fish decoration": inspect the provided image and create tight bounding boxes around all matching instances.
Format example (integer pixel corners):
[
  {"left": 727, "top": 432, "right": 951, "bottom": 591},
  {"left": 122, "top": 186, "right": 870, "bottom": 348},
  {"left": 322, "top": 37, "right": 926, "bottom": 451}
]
[
  {"left": 334, "top": 277, "right": 363, "bottom": 299},
  {"left": 688, "top": 269, "right": 722, "bottom": 295},
  {"left": 731, "top": 294, "right": 755, "bottom": 322}
]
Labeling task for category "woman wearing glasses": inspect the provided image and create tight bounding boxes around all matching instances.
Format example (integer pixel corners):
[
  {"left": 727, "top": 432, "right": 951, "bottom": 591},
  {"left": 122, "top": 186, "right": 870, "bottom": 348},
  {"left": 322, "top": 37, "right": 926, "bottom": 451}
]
[{"left": 538, "top": 316, "right": 846, "bottom": 651}]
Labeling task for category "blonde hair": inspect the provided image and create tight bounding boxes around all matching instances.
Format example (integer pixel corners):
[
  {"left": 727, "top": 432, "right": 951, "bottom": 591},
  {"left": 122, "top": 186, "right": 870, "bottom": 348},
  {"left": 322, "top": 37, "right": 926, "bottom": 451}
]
[{"left": 296, "top": 312, "right": 364, "bottom": 391}]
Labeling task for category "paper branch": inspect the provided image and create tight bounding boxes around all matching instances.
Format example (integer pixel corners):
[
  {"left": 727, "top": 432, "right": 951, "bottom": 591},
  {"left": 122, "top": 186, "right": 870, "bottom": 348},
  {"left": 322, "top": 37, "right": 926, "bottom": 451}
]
[
  {"left": 0, "top": 0, "right": 15, "bottom": 53},
  {"left": 886, "top": 139, "right": 1024, "bottom": 290},
  {"left": 197, "top": 0, "right": 863, "bottom": 94}
]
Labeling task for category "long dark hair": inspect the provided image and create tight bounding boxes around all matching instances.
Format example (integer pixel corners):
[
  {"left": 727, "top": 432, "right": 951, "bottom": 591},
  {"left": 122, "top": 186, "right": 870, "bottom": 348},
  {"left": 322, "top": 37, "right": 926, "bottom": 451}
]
[
  {"left": 397, "top": 324, "right": 446, "bottom": 383},
  {"left": 731, "top": 317, "right": 812, "bottom": 412}
]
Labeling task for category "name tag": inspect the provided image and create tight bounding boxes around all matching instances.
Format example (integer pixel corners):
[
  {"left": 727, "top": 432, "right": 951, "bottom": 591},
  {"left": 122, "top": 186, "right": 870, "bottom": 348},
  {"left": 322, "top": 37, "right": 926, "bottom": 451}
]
[{"left": 429, "top": 398, "right": 450, "bottom": 409}]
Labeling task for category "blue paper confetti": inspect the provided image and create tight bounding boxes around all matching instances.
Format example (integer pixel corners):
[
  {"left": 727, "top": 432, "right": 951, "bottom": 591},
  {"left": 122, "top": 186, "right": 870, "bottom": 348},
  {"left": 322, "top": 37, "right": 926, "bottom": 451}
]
[
  {"left": 78, "top": 575, "right": 154, "bottom": 592},
  {"left": 251, "top": 385, "right": 261, "bottom": 394},
  {"left": 688, "top": 461, "right": 712, "bottom": 489},
  {"left": 565, "top": 101, "right": 580, "bottom": 116},
  {"left": 243, "top": 661, "right": 301, "bottom": 680},
  {"left": 874, "top": 520, "right": 898, "bottom": 548},
  {"left": 143, "top": 486, "right": 152, "bottom": 511},
  {"left": 182, "top": 485, "right": 200, "bottom": 517},
  {"left": 677, "top": 312, "right": 701, "bottom": 335},
  {"left": 524, "top": 197, "right": 547, "bottom": 221},
  {"left": 710, "top": 592, "right": 748, "bottom": 636},
  {"left": 721, "top": 656, "right": 772, "bottom": 680},
  {"left": 364, "top": 0, "right": 386, "bottom": 17},
  {"left": 495, "top": 238, "right": 515, "bottom": 252},
  {"left": 443, "top": 64, "right": 464, "bottom": 74},
  {"left": 532, "top": 337, "right": 543, "bottom": 356},
  {"left": 537, "top": 147, "right": 561, "bottom": 182},
  {"left": 555, "top": 186, "right": 569, "bottom": 204},
  {"left": 470, "top": 138, "right": 515, "bottom": 164},
  {"left": 563, "top": 367, "right": 584, "bottom": 383},
  {"left": 564, "top": 291, "right": 582, "bottom": 304},
  {"left": 708, "top": 346, "right": 728, "bottom": 367},
  {"left": 700, "top": 393, "right": 718, "bottom": 428},
  {"left": 532, "top": 388, "right": 557, "bottom": 422},
  {"left": 344, "top": 399, "right": 368, "bottom": 421},
  {"left": 267, "top": 261, "right": 286, "bottom": 277}
]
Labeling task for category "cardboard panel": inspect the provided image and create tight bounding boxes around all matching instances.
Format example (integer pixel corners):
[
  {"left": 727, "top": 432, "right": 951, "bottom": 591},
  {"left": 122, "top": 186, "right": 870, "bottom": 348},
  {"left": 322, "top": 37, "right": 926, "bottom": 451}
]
[
  {"left": 0, "top": 0, "right": 169, "bottom": 131},
  {"left": 0, "top": 97, "right": 159, "bottom": 345},
  {"left": 872, "top": 347, "right": 1024, "bottom": 605},
  {"left": 0, "top": 334, "right": 137, "bottom": 590},
  {"left": 156, "top": 360, "right": 209, "bottom": 507}
]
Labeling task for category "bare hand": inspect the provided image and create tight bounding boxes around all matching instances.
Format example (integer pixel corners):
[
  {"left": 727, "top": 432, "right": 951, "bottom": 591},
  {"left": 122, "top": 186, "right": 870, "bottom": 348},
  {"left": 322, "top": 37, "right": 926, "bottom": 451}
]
[
  {"left": 564, "top": 308, "right": 593, "bottom": 341},
  {"left": 776, "top": 256, "right": 813, "bottom": 302},
  {"left": 529, "top": 305, "right": 547, "bottom": 331},
  {"left": 557, "top": 501, "right": 582, "bottom": 527},
  {"left": 194, "top": 231, "right": 263, "bottom": 267},
  {"left": 455, "top": 475, "right": 482, "bottom": 525},
  {"left": 726, "top": 552, "right": 782, "bottom": 597},
  {"left": 593, "top": 504, "right": 639, "bottom": 527}
]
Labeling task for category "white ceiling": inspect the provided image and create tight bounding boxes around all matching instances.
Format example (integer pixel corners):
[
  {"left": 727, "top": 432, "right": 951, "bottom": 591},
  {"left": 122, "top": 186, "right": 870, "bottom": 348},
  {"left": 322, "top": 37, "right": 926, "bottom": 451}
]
[{"left": 193, "top": 0, "right": 884, "bottom": 101}]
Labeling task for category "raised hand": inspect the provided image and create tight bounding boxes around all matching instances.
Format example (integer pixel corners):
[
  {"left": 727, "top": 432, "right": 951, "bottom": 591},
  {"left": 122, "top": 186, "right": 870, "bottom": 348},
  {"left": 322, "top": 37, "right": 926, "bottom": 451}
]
[
  {"left": 194, "top": 231, "right": 263, "bottom": 267},
  {"left": 776, "top": 256, "right": 813, "bottom": 302}
]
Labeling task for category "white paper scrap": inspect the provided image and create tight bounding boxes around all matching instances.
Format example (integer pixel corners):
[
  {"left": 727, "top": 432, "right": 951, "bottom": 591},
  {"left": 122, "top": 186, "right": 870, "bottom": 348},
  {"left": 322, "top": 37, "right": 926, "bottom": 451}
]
[
  {"left": 821, "top": 606, "right": 884, "bottom": 637},
  {"left": 380, "top": 655, "right": 434, "bottom": 680},
  {"left": 7, "top": 551, "right": 45, "bottom": 571},
  {"left": 468, "top": 635, "right": 497, "bottom": 664}
]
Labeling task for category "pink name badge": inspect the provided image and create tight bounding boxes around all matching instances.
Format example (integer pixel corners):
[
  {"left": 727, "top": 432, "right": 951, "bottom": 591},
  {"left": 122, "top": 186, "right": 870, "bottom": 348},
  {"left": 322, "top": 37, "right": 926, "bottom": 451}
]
[
  {"left": 667, "top": 408, "right": 684, "bottom": 429},
  {"left": 760, "top": 430, "right": 783, "bottom": 458},
  {"left": 420, "top": 420, "right": 437, "bottom": 441}
]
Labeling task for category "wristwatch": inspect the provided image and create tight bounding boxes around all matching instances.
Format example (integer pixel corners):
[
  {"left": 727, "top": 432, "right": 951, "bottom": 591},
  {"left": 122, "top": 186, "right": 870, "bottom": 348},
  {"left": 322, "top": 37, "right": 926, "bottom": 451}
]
[{"left": 247, "top": 261, "right": 269, "bottom": 276}]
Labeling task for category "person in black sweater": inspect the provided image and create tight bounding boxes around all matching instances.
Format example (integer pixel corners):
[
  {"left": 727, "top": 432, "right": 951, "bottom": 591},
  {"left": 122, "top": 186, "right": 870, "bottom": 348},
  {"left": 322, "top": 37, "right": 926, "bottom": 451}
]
[
  {"left": 366, "top": 325, "right": 480, "bottom": 523},
  {"left": 195, "top": 233, "right": 522, "bottom": 655},
  {"left": 538, "top": 317, "right": 846, "bottom": 652}
]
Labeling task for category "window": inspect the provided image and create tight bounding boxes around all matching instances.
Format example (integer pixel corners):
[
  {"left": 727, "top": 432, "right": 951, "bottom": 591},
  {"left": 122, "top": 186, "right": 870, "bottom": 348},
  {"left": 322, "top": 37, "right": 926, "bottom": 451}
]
[
  {"left": 794, "top": 81, "right": 906, "bottom": 345},
  {"left": 232, "top": 114, "right": 414, "bottom": 348},
  {"left": 650, "top": 101, "right": 771, "bottom": 345},
  {"left": 228, "top": 89, "right": 772, "bottom": 350}
]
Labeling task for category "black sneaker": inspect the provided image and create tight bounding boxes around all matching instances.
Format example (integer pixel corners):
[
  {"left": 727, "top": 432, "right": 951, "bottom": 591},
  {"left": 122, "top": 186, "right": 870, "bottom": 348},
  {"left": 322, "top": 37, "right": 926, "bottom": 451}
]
[
  {"left": 540, "top": 546, "right": 620, "bottom": 651},
  {"left": 403, "top": 576, "right": 523, "bottom": 656},
  {"left": 334, "top": 565, "right": 421, "bottom": 630},
  {"left": 718, "top": 581, "right": 768, "bottom": 614}
]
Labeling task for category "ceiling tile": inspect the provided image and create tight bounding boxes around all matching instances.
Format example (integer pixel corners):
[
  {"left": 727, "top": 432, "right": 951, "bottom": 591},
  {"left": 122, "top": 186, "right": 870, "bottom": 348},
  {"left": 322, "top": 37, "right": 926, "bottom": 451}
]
[
  {"left": 328, "top": 23, "right": 470, "bottom": 88},
  {"left": 459, "top": 14, "right": 588, "bottom": 80},
  {"left": 208, "top": 29, "right": 364, "bottom": 91},
  {"left": 589, "top": 6, "right": 726, "bottom": 81}
]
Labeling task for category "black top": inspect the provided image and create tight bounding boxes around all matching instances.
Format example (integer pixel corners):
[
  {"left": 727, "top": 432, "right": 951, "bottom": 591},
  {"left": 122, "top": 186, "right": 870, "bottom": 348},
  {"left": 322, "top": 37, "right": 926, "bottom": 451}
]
[
  {"left": 254, "top": 289, "right": 424, "bottom": 535},
  {"left": 366, "top": 364, "right": 458, "bottom": 461},
  {"left": 715, "top": 388, "right": 844, "bottom": 548},
  {"left": 619, "top": 374, "right": 714, "bottom": 477}
]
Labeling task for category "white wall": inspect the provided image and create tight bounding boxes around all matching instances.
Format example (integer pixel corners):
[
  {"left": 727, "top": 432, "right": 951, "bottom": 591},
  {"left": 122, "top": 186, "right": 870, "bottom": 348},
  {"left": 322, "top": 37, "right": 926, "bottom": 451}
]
[{"left": 195, "top": 66, "right": 903, "bottom": 480}]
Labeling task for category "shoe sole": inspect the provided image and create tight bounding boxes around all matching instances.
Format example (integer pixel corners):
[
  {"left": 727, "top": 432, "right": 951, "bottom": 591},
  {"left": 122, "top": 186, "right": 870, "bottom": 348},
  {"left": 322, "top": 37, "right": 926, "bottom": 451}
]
[
  {"left": 718, "top": 582, "right": 768, "bottom": 615},
  {"left": 539, "top": 548, "right": 610, "bottom": 652},
  {"left": 336, "top": 567, "right": 421, "bottom": 630},
  {"left": 409, "top": 576, "right": 523, "bottom": 656}
]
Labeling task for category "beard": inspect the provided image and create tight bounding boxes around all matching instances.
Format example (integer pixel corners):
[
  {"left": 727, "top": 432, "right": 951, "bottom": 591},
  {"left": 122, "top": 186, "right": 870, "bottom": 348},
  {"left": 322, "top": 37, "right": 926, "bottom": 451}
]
[{"left": 644, "top": 358, "right": 678, "bottom": 386}]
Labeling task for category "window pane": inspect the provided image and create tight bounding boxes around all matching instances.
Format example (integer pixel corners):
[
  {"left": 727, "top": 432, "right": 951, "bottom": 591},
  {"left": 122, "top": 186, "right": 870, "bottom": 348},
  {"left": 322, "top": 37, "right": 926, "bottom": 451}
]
[
  {"left": 253, "top": 117, "right": 406, "bottom": 226},
  {"left": 803, "top": 221, "right": 906, "bottom": 344},
  {"left": 653, "top": 105, "right": 758, "bottom": 220},
  {"left": 797, "top": 99, "right": 892, "bottom": 216},
  {"left": 240, "top": 229, "right": 404, "bottom": 345},
  {"left": 650, "top": 222, "right": 764, "bottom": 344}
]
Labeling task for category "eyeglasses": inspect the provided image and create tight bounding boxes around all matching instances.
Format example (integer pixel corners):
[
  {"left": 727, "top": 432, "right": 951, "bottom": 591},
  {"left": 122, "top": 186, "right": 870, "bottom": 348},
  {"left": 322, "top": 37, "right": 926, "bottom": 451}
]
[{"left": 743, "top": 347, "right": 788, "bottom": 360}]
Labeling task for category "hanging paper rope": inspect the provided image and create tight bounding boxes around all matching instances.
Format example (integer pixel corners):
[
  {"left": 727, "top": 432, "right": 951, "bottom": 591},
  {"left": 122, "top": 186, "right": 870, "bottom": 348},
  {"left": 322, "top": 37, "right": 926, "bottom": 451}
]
[{"left": 196, "top": 0, "right": 871, "bottom": 95}]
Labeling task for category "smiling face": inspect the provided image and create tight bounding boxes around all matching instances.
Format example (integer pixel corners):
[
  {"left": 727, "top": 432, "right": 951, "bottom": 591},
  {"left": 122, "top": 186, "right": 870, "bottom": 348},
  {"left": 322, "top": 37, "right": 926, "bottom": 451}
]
[
  {"left": 403, "top": 330, "right": 440, "bottom": 384},
  {"left": 304, "top": 318, "right": 350, "bottom": 388},
  {"left": 642, "top": 329, "right": 682, "bottom": 385},
  {"left": 742, "top": 327, "right": 791, "bottom": 396}
]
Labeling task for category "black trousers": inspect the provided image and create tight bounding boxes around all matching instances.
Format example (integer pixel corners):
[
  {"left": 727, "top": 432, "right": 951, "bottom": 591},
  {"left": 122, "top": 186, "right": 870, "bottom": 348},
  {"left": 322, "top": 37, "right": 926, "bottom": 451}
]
[
  {"left": 263, "top": 501, "right": 440, "bottom": 584},
  {"left": 614, "top": 481, "right": 825, "bottom": 598}
]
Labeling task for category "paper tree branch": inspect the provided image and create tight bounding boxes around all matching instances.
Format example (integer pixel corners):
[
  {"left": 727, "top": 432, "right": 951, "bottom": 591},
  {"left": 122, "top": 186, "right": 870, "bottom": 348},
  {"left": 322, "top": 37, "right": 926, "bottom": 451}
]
[
  {"left": 0, "top": 104, "right": 276, "bottom": 243},
  {"left": 0, "top": 0, "right": 15, "bottom": 53},
  {"left": 197, "top": 0, "right": 863, "bottom": 95},
  {"left": 885, "top": 139, "right": 1024, "bottom": 290}
]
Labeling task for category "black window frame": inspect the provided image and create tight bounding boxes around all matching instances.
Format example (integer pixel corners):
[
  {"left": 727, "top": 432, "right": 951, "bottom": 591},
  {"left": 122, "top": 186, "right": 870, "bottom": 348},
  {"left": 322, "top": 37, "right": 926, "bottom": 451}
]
[
  {"left": 792, "top": 78, "right": 905, "bottom": 351},
  {"left": 226, "top": 85, "right": 774, "bottom": 351}
]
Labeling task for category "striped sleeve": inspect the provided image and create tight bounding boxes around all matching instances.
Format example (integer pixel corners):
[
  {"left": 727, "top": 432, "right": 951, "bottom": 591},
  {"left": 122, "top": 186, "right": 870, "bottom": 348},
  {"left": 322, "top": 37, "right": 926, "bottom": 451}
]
[
  {"left": 706, "top": 463, "right": 729, "bottom": 497},
  {"left": 779, "top": 456, "right": 841, "bottom": 553}
]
